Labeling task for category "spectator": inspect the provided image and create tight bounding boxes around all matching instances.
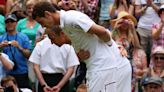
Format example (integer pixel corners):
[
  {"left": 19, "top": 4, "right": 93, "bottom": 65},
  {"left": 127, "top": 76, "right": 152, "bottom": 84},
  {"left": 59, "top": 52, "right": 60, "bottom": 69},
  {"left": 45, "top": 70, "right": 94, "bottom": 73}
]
[
  {"left": 16, "top": 0, "right": 44, "bottom": 50},
  {"left": 141, "top": 77, "right": 163, "bottom": 92},
  {"left": 152, "top": 5, "right": 164, "bottom": 50},
  {"left": 111, "top": 11, "right": 138, "bottom": 60},
  {"left": 58, "top": 0, "right": 77, "bottom": 11},
  {"left": 145, "top": 46, "right": 164, "bottom": 79},
  {"left": 76, "top": 0, "right": 99, "bottom": 22},
  {"left": 29, "top": 26, "right": 79, "bottom": 92},
  {"left": 0, "top": 14, "right": 31, "bottom": 89},
  {"left": 32, "top": 2, "right": 132, "bottom": 92},
  {"left": 135, "top": 0, "right": 164, "bottom": 63},
  {"left": 98, "top": 0, "right": 114, "bottom": 29},
  {"left": 109, "top": 0, "right": 134, "bottom": 20},
  {"left": 1, "top": 75, "right": 32, "bottom": 92}
]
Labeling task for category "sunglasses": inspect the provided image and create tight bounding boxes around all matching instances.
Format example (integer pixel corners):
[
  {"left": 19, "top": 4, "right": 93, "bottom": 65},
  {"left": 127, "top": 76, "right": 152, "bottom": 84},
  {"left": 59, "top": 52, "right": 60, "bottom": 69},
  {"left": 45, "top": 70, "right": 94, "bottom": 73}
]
[
  {"left": 154, "top": 56, "right": 164, "bottom": 60},
  {"left": 5, "top": 20, "right": 16, "bottom": 23}
]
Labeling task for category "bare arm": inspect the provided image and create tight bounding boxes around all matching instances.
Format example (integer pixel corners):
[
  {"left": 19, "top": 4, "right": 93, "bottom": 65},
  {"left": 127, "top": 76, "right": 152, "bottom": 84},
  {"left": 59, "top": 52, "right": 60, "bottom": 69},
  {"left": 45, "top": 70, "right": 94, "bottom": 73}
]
[
  {"left": 0, "top": 54, "right": 13, "bottom": 70},
  {"left": 152, "top": 22, "right": 164, "bottom": 40},
  {"left": 88, "top": 24, "right": 111, "bottom": 42},
  {"left": 129, "top": 5, "right": 134, "bottom": 15},
  {"left": 135, "top": 5, "right": 148, "bottom": 17},
  {"left": 52, "top": 66, "right": 74, "bottom": 91},
  {"left": 33, "top": 63, "right": 46, "bottom": 86},
  {"left": 17, "top": 45, "right": 31, "bottom": 58},
  {"left": 11, "top": 40, "right": 31, "bottom": 58}
]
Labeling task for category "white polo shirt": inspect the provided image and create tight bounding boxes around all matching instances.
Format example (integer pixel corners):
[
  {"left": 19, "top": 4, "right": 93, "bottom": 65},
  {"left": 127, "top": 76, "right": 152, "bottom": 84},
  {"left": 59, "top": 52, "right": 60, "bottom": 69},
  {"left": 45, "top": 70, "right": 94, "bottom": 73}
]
[
  {"left": 29, "top": 37, "right": 79, "bottom": 73},
  {"left": 60, "top": 10, "right": 129, "bottom": 72}
]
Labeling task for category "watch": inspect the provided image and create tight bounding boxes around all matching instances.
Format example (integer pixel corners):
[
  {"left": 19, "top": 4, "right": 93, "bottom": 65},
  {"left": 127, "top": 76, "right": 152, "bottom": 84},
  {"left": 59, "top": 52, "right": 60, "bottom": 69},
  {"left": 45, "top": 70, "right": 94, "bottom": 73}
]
[{"left": 41, "top": 84, "right": 46, "bottom": 89}]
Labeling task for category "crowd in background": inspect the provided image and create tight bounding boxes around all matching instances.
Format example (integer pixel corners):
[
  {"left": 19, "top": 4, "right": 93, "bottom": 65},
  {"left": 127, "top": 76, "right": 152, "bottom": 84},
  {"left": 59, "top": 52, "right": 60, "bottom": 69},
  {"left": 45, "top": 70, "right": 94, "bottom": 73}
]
[{"left": 0, "top": 0, "right": 163, "bottom": 92}]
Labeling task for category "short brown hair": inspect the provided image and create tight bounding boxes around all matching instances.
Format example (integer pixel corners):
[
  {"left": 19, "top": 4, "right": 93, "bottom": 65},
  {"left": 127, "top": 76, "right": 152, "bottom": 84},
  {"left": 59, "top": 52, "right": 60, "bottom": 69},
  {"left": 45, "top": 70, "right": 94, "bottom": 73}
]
[
  {"left": 1, "top": 76, "right": 17, "bottom": 86},
  {"left": 77, "top": 84, "right": 87, "bottom": 91},
  {"left": 32, "top": 1, "right": 57, "bottom": 19}
]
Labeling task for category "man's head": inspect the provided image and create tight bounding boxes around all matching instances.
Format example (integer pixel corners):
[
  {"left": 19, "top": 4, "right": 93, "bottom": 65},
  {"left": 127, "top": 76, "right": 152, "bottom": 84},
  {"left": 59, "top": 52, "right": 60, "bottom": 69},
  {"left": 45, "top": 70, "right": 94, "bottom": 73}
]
[
  {"left": 25, "top": 0, "right": 36, "bottom": 17},
  {"left": 32, "top": 1, "right": 59, "bottom": 28},
  {"left": 1, "top": 76, "right": 17, "bottom": 92},
  {"left": 152, "top": 46, "right": 164, "bottom": 68},
  {"left": 5, "top": 14, "right": 17, "bottom": 32},
  {"left": 48, "top": 26, "right": 71, "bottom": 46},
  {"left": 142, "top": 77, "right": 163, "bottom": 92}
]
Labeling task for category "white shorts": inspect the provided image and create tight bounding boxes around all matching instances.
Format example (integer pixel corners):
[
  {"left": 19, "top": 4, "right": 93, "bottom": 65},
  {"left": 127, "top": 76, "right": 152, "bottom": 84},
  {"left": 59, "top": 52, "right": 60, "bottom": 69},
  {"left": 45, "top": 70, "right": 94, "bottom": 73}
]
[{"left": 86, "top": 63, "right": 132, "bottom": 92}]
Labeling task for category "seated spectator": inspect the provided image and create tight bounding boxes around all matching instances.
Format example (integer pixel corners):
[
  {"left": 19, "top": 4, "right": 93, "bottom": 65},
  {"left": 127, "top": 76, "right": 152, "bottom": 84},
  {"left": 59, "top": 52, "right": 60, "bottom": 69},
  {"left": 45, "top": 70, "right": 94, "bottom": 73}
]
[
  {"left": 1, "top": 75, "right": 32, "bottom": 92},
  {"left": 76, "top": 84, "right": 87, "bottom": 92},
  {"left": 141, "top": 77, "right": 163, "bottom": 92}
]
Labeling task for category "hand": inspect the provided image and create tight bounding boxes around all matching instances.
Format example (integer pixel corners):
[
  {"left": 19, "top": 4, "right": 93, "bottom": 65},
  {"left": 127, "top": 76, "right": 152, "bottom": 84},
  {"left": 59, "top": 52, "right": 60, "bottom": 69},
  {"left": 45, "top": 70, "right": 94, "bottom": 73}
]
[
  {"left": 128, "top": 19, "right": 135, "bottom": 29},
  {"left": 52, "top": 85, "right": 61, "bottom": 92},
  {"left": 118, "top": 45, "right": 128, "bottom": 57},
  {"left": 114, "top": 19, "right": 124, "bottom": 29},
  {"left": 77, "top": 49, "right": 90, "bottom": 61},
  {"left": 0, "top": 40, "right": 9, "bottom": 47},
  {"left": 10, "top": 40, "right": 19, "bottom": 48},
  {"left": 43, "top": 85, "right": 52, "bottom": 92}
]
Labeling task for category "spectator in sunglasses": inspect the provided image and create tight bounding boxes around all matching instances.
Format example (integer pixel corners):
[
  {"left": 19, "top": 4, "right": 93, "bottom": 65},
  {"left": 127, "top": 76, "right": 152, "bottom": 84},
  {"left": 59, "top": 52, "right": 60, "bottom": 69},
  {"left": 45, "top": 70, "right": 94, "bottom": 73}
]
[{"left": 144, "top": 46, "right": 164, "bottom": 81}]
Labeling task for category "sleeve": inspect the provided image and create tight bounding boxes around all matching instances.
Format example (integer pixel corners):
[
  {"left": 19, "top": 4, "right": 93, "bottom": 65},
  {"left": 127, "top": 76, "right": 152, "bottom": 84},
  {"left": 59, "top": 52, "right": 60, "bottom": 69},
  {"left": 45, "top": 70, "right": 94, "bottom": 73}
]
[
  {"left": 1, "top": 53, "right": 14, "bottom": 65},
  {"left": 22, "top": 34, "right": 32, "bottom": 50},
  {"left": 75, "top": 13, "right": 95, "bottom": 32},
  {"left": 0, "top": 35, "right": 4, "bottom": 43},
  {"left": 35, "top": 25, "right": 45, "bottom": 40},
  {"left": 29, "top": 44, "right": 41, "bottom": 64},
  {"left": 66, "top": 45, "right": 80, "bottom": 68}
]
